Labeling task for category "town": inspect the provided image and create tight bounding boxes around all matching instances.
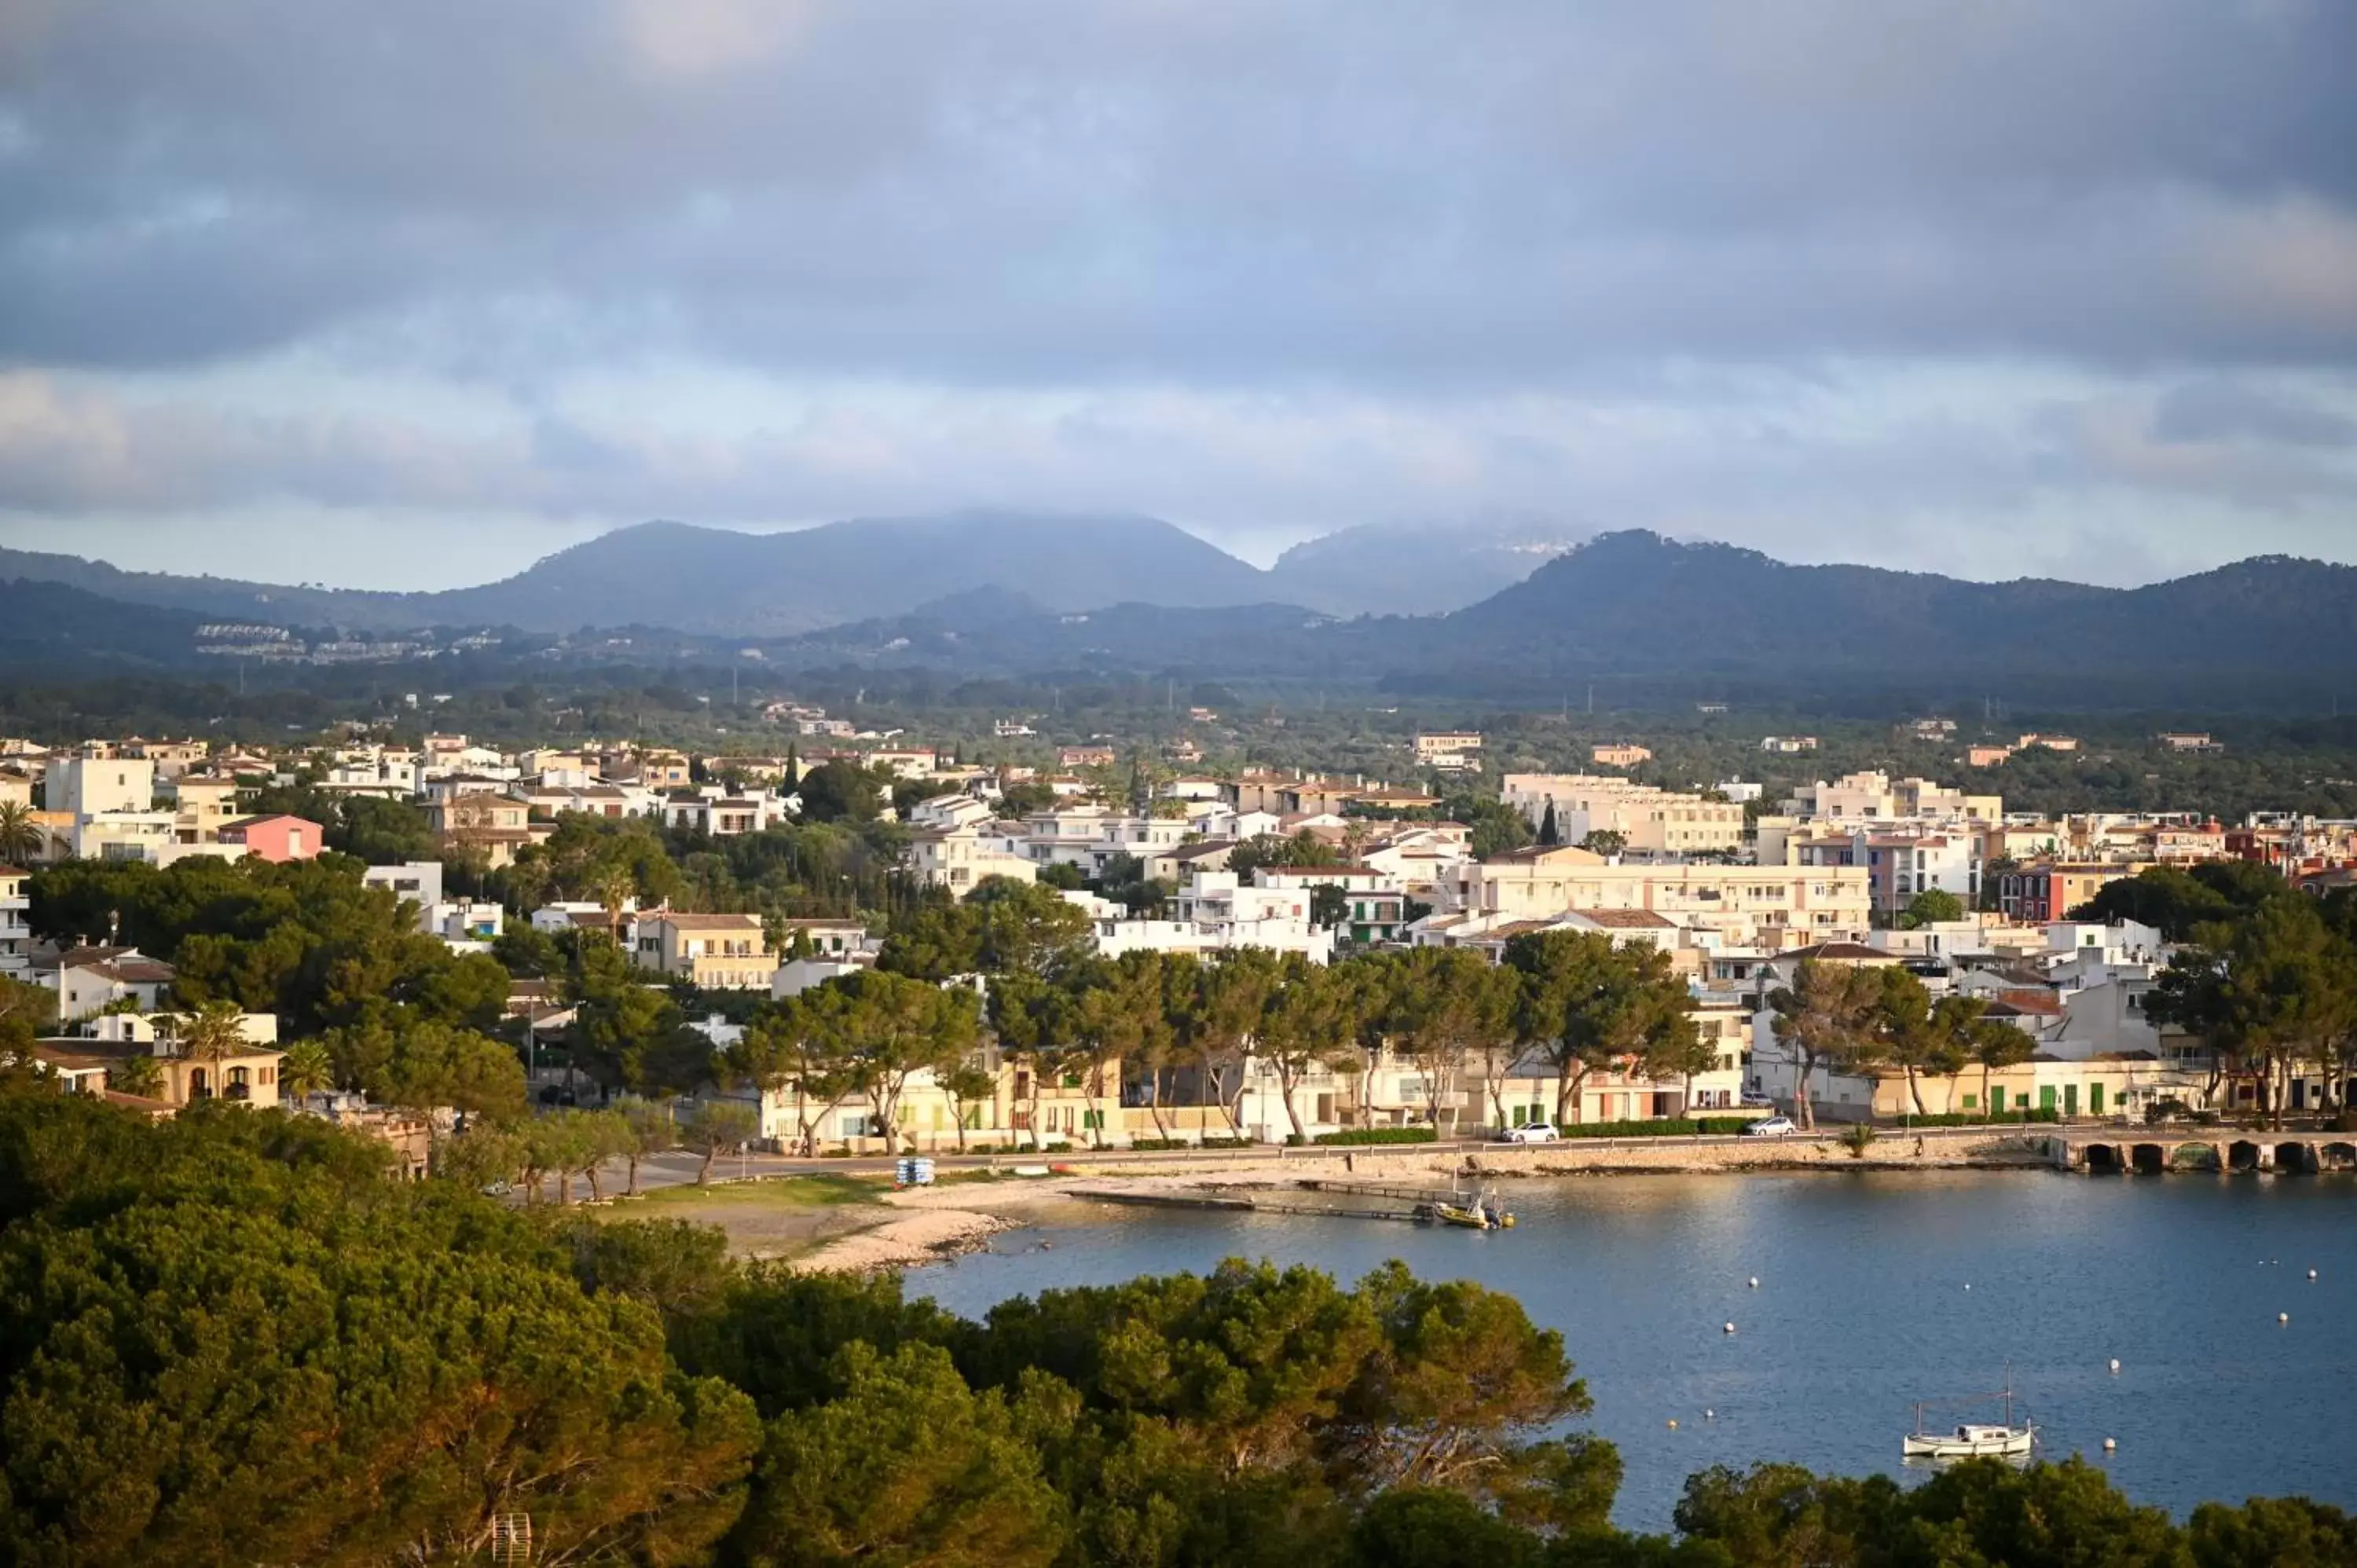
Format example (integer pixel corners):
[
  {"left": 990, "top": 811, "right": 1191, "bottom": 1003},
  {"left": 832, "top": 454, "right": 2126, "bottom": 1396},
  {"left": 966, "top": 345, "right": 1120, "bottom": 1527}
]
[{"left": 5, "top": 720, "right": 2352, "bottom": 1184}]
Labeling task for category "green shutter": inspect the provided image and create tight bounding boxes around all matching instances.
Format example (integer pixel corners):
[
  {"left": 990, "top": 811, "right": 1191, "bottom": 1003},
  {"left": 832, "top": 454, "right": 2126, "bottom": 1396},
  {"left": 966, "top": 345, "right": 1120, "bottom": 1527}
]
[
  {"left": 2040, "top": 1086, "right": 2058, "bottom": 1112},
  {"left": 2089, "top": 1083, "right": 2105, "bottom": 1115},
  {"left": 1990, "top": 1087, "right": 2005, "bottom": 1113}
]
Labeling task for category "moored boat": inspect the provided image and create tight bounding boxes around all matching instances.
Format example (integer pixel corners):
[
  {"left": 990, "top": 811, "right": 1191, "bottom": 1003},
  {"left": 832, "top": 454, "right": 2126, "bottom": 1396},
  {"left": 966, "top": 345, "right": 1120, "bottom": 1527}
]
[
  {"left": 1903, "top": 1375, "right": 2035, "bottom": 1460},
  {"left": 1901, "top": 1421, "right": 2035, "bottom": 1460}
]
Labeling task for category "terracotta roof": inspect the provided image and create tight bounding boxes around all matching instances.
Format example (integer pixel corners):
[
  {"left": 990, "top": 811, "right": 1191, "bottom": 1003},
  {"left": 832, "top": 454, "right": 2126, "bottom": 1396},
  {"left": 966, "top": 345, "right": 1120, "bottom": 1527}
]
[
  {"left": 646, "top": 912, "right": 764, "bottom": 930},
  {"left": 1570, "top": 908, "right": 1676, "bottom": 929},
  {"left": 1780, "top": 942, "right": 1893, "bottom": 962}
]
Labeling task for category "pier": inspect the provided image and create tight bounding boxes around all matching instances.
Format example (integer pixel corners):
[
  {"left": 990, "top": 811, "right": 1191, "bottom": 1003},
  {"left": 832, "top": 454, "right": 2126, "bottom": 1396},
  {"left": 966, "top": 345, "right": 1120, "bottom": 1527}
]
[{"left": 1069, "top": 1185, "right": 1439, "bottom": 1221}]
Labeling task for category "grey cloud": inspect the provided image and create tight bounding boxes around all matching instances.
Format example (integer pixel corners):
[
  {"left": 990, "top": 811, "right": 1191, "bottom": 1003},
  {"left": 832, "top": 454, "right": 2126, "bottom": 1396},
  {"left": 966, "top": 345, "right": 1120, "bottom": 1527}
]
[
  {"left": 2150, "top": 380, "right": 2357, "bottom": 448},
  {"left": 5, "top": 1, "right": 2357, "bottom": 382}
]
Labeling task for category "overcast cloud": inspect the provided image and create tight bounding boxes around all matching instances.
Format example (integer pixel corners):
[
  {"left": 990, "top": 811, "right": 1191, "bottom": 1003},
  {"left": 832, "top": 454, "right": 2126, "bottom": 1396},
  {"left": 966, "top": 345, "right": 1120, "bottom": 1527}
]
[{"left": 2, "top": 0, "right": 2354, "bottom": 588}]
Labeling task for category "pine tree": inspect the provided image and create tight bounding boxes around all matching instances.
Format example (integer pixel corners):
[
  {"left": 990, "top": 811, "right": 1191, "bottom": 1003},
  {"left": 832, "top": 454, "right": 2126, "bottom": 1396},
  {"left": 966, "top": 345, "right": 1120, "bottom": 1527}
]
[{"left": 1537, "top": 801, "right": 1560, "bottom": 846}]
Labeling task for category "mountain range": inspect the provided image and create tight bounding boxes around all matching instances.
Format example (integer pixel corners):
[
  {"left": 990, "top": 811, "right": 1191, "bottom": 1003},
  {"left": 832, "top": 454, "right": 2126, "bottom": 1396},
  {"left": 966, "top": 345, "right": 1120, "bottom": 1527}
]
[
  {"left": 0, "top": 511, "right": 1571, "bottom": 636},
  {"left": 7, "top": 524, "right": 2357, "bottom": 706},
  {"left": 771, "top": 531, "right": 2357, "bottom": 698}
]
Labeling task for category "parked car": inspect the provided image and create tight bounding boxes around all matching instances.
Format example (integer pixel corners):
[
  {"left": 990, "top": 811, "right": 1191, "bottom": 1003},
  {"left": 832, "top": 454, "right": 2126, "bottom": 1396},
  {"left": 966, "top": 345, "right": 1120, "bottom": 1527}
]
[
  {"left": 1740, "top": 1116, "right": 1799, "bottom": 1138},
  {"left": 1501, "top": 1123, "right": 1561, "bottom": 1144}
]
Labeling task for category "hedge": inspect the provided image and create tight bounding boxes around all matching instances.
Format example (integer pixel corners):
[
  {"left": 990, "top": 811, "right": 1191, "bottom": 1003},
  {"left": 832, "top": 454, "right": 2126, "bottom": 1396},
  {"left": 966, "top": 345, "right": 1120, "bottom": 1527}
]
[
  {"left": 1313, "top": 1127, "right": 1439, "bottom": 1146},
  {"left": 1896, "top": 1109, "right": 2062, "bottom": 1128},
  {"left": 1521, "top": 1116, "right": 1760, "bottom": 1140},
  {"left": 1122, "top": 1135, "right": 1260, "bottom": 1151}
]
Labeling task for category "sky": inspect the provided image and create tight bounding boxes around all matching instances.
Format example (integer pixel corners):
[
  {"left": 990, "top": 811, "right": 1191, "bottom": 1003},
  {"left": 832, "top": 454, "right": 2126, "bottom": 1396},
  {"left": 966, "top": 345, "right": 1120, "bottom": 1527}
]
[{"left": 2, "top": 0, "right": 2355, "bottom": 591}]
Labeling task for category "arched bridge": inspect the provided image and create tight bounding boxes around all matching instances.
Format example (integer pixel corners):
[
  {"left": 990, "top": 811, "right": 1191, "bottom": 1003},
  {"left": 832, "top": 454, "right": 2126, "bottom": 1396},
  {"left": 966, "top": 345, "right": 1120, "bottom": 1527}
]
[{"left": 2053, "top": 1128, "right": 2357, "bottom": 1176}]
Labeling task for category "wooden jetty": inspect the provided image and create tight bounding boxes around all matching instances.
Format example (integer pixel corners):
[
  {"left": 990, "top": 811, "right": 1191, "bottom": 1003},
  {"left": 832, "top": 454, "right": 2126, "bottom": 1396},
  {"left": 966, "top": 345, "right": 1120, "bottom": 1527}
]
[
  {"left": 1294, "top": 1178, "right": 1469, "bottom": 1205},
  {"left": 1069, "top": 1185, "right": 1432, "bottom": 1222}
]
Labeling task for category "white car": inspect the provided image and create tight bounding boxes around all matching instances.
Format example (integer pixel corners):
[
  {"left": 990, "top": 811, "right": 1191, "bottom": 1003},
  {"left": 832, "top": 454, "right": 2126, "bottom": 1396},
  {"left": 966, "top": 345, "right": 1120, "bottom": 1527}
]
[
  {"left": 1502, "top": 1123, "right": 1561, "bottom": 1144},
  {"left": 1740, "top": 1116, "right": 1799, "bottom": 1138}
]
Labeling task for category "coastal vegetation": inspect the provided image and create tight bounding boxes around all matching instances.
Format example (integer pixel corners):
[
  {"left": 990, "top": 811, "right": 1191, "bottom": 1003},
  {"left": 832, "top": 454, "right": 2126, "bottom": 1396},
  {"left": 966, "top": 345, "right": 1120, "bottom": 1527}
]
[{"left": 0, "top": 1091, "right": 2348, "bottom": 1566}]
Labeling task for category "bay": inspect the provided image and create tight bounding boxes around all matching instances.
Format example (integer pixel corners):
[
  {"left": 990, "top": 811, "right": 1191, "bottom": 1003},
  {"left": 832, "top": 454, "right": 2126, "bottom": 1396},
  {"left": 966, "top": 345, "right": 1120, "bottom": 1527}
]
[{"left": 915, "top": 1170, "right": 2357, "bottom": 1533}]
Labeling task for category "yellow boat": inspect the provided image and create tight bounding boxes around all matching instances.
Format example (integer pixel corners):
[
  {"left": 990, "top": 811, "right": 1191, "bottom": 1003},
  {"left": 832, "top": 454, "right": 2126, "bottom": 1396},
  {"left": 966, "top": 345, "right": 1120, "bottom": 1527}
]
[{"left": 1430, "top": 1202, "right": 1493, "bottom": 1229}]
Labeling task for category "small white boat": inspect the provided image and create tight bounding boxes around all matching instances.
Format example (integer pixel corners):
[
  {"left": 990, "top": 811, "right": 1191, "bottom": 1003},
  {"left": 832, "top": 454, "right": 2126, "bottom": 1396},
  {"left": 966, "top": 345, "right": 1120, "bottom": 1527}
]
[
  {"left": 1902, "top": 1420, "right": 2035, "bottom": 1460},
  {"left": 1903, "top": 1376, "right": 2035, "bottom": 1460}
]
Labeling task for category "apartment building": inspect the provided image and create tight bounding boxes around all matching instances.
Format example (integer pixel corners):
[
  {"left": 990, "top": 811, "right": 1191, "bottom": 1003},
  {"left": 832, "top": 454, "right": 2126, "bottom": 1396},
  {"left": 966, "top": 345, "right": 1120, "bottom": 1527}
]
[
  {"left": 164, "top": 773, "right": 244, "bottom": 842},
  {"left": 904, "top": 824, "right": 1037, "bottom": 894},
  {"left": 632, "top": 913, "right": 779, "bottom": 990},
  {"left": 1788, "top": 829, "right": 1982, "bottom": 916},
  {"left": 1996, "top": 861, "right": 2143, "bottom": 923},
  {"left": 1590, "top": 742, "right": 1652, "bottom": 768},
  {"left": 427, "top": 794, "right": 534, "bottom": 868},
  {"left": 0, "top": 864, "right": 28, "bottom": 974},
  {"left": 1781, "top": 771, "right": 2001, "bottom": 826},
  {"left": 1459, "top": 844, "right": 1871, "bottom": 949},
  {"left": 126, "top": 738, "right": 211, "bottom": 782},
  {"left": 1081, "top": 872, "right": 1335, "bottom": 963},
  {"left": 50, "top": 755, "right": 154, "bottom": 819},
  {"left": 1252, "top": 867, "right": 1408, "bottom": 945},
  {"left": 1498, "top": 774, "right": 1744, "bottom": 855},
  {"left": 1414, "top": 731, "right": 1484, "bottom": 771}
]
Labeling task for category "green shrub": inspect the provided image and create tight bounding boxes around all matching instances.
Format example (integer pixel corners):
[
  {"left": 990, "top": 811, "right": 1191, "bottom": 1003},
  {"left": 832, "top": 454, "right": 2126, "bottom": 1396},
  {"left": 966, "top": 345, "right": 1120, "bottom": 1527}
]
[
  {"left": 1312, "top": 1127, "right": 1438, "bottom": 1146},
  {"left": 1197, "top": 1136, "right": 1257, "bottom": 1149},
  {"left": 1897, "top": 1109, "right": 2062, "bottom": 1128}
]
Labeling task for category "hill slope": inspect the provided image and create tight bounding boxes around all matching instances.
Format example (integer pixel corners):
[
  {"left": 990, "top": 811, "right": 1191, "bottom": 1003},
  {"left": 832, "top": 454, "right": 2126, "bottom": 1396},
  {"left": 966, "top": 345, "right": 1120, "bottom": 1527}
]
[
  {"left": 1266, "top": 516, "right": 1582, "bottom": 615},
  {"left": 1409, "top": 531, "right": 2357, "bottom": 683},
  {"left": 0, "top": 511, "right": 1563, "bottom": 634},
  {"left": 0, "top": 512, "right": 1282, "bottom": 636},
  {"left": 0, "top": 577, "right": 227, "bottom": 670}
]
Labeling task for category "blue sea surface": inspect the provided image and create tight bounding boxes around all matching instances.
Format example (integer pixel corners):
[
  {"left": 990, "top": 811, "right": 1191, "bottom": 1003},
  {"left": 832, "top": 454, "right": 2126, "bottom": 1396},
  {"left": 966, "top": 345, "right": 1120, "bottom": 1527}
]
[{"left": 915, "top": 1171, "right": 2357, "bottom": 1533}]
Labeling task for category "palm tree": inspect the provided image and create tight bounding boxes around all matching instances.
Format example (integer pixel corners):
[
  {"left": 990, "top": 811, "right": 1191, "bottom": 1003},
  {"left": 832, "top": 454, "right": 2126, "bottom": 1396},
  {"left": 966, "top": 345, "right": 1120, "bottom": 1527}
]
[
  {"left": 108, "top": 1052, "right": 163, "bottom": 1100},
  {"left": 177, "top": 998, "right": 250, "bottom": 1102},
  {"left": 591, "top": 863, "right": 636, "bottom": 948},
  {"left": 0, "top": 801, "right": 42, "bottom": 864},
  {"left": 280, "top": 1039, "right": 335, "bottom": 1105}
]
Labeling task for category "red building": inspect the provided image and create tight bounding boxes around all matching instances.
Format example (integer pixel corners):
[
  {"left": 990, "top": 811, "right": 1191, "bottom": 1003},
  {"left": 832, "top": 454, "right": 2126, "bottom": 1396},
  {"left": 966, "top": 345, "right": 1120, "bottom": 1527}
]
[{"left": 216, "top": 814, "right": 324, "bottom": 863}]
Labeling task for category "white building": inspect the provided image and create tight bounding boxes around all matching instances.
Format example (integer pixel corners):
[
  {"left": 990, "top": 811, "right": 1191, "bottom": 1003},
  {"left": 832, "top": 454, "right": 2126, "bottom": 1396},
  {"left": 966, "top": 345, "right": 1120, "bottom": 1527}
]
[
  {"left": 0, "top": 863, "right": 30, "bottom": 974},
  {"left": 1075, "top": 873, "right": 1334, "bottom": 963},
  {"left": 905, "top": 825, "right": 1038, "bottom": 895},
  {"left": 50, "top": 756, "right": 155, "bottom": 819}
]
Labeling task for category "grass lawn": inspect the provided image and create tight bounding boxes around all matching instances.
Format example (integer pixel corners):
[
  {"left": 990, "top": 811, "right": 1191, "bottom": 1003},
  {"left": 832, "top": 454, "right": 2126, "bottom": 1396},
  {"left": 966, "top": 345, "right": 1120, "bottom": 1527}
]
[{"left": 630, "top": 1173, "right": 889, "bottom": 1210}]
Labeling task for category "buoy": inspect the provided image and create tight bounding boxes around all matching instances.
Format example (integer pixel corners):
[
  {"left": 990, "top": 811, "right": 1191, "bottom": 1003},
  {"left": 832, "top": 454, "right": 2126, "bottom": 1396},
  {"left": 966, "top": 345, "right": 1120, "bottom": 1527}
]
[
  {"left": 2310, "top": 1268, "right": 2319, "bottom": 1280},
  {"left": 2279, "top": 1312, "right": 2290, "bottom": 1324},
  {"left": 1666, "top": 1419, "right": 1678, "bottom": 1429},
  {"left": 2103, "top": 1438, "right": 2117, "bottom": 1452},
  {"left": 1723, "top": 1322, "right": 1736, "bottom": 1334},
  {"left": 2108, "top": 1358, "right": 2121, "bottom": 1374},
  {"left": 1747, "top": 1277, "right": 1759, "bottom": 1288},
  {"left": 1704, "top": 1409, "right": 1716, "bottom": 1420},
  {"left": 1963, "top": 1283, "right": 1970, "bottom": 1291}
]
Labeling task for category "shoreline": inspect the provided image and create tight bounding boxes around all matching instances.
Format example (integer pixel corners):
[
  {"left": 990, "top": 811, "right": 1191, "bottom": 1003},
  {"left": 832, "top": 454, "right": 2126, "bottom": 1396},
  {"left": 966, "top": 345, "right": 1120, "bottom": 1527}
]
[{"left": 787, "top": 1133, "right": 2058, "bottom": 1272}]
